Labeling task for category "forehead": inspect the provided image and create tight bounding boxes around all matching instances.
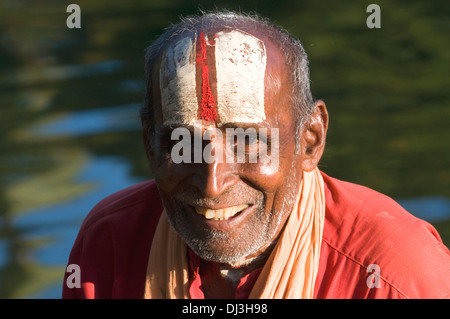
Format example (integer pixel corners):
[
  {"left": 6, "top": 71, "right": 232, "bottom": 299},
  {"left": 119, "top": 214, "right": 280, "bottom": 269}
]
[{"left": 158, "top": 29, "right": 269, "bottom": 128}]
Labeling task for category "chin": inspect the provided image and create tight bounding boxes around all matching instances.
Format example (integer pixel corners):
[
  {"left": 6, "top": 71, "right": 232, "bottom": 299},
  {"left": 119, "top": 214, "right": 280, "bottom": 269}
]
[
  {"left": 164, "top": 201, "right": 270, "bottom": 264},
  {"left": 189, "top": 236, "right": 263, "bottom": 267}
]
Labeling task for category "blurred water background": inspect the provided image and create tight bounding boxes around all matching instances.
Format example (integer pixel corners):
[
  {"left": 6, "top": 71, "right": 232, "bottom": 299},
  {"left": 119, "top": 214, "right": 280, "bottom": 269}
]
[{"left": 0, "top": 0, "right": 448, "bottom": 298}]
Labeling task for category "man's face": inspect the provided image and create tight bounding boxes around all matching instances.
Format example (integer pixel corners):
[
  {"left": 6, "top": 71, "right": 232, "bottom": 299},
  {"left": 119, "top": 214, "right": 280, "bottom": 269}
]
[{"left": 147, "top": 29, "right": 305, "bottom": 266}]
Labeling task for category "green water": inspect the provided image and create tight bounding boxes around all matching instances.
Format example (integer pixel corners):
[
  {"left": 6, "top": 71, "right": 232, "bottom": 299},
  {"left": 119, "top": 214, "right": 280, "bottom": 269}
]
[{"left": 0, "top": 0, "right": 448, "bottom": 298}]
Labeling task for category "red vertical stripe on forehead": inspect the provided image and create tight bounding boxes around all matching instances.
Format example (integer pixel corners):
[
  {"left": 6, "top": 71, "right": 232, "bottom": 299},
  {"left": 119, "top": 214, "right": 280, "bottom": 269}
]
[{"left": 196, "top": 31, "right": 217, "bottom": 122}]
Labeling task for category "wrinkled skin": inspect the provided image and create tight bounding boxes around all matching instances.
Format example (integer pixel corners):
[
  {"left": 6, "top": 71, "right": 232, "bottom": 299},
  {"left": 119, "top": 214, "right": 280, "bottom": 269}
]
[{"left": 143, "top": 28, "right": 328, "bottom": 298}]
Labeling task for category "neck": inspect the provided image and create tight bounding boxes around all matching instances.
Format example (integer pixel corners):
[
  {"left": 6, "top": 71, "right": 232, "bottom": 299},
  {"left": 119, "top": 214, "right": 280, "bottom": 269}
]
[{"left": 199, "top": 239, "right": 277, "bottom": 298}]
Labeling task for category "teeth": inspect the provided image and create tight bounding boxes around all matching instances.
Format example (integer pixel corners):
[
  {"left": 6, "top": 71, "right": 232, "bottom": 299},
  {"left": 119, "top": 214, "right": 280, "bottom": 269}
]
[
  {"left": 195, "top": 204, "right": 249, "bottom": 220},
  {"left": 204, "top": 210, "right": 216, "bottom": 219}
]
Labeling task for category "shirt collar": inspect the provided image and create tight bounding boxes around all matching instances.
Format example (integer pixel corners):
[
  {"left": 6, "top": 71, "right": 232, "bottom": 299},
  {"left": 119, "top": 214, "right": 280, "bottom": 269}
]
[{"left": 187, "top": 248, "right": 262, "bottom": 299}]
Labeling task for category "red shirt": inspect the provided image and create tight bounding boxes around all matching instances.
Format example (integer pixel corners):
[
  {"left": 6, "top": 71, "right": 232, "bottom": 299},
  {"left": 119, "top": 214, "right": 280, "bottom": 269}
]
[{"left": 62, "top": 172, "right": 450, "bottom": 299}]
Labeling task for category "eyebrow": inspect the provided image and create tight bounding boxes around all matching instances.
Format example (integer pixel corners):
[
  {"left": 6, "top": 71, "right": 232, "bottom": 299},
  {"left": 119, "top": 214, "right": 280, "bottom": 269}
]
[
  {"left": 159, "top": 122, "right": 272, "bottom": 132},
  {"left": 220, "top": 122, "right": 272, "bottom": 130}
]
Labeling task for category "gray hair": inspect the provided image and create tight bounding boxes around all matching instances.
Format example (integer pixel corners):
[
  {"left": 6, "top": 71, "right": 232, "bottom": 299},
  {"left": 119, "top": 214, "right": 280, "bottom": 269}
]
[{"left": 140, "top": 10, "right": 315, "bottom": 152}]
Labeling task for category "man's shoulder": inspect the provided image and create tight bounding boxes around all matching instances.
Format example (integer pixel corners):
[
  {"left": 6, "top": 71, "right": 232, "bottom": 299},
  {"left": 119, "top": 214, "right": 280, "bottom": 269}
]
[
  {"left": 320, "top": 171, "right": 445, "bottom": 254},
  {"left": 319, "top": 171, "right": 450, "bottom": 298},
  {"left": 64, "top": 179, "right": 163, "bottom": 298},
  {"left": 80, "top": 179, "right": 163, "bottom": 232}
]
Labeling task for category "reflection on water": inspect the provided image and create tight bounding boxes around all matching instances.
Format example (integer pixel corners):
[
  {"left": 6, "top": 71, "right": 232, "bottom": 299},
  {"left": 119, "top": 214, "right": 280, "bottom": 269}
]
[
  {"left": 1, "top": 103, "right": 145, "bottom": 297},
  {"left": 3, "top": 60, "right": 125, "bottom": 86},
  {"left": 0, "top": 1, "right": 448, "bottom": 298},
  {"left": 12, "top": 155, "right": 144, "bottom": 298},
  {"left": 398, "top": 198, "right": 450, "bottom": 223},
  {"left": 28, "top": 104, "right": 141, "bottom": 138}
]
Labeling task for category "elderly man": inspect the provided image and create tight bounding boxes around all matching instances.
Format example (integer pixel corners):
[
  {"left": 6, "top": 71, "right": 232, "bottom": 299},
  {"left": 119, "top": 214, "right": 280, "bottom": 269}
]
[{"left": 63, "top": 12, "right": 450, "bottom": 299}]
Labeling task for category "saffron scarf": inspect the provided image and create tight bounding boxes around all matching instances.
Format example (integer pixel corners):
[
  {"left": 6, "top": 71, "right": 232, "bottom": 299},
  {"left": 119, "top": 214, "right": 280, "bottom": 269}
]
[{"left": 144, "top": 167, "right": 325, "bottom": 299}]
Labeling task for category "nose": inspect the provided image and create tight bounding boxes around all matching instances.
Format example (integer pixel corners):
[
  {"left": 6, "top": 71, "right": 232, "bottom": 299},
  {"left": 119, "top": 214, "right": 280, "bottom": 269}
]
[{"left": 190, "top": 139, "right": 239, "bottom": 199}]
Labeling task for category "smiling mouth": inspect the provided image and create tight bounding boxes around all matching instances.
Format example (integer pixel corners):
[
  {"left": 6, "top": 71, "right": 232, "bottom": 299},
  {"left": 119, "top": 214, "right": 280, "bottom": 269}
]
[{"left": 194, "top": 204, "right": 249, "bottom": 221}]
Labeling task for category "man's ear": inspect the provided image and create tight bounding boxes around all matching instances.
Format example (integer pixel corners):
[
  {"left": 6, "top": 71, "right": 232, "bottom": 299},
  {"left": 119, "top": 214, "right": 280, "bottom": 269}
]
[{"left": 300, "top": 100, "right": 329, "bottom": 172}]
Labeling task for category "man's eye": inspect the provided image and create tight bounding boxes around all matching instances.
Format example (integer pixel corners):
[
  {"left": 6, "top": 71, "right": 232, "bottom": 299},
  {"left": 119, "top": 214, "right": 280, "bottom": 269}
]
[
  {"left": 231, "top": 133, "right": 267, "bottom": 155},
  {"left": 245, "top": 135, "right": 258, "bottom": 146},
  {"left": 231, "top": 134, "right": 253, "bottom": 147}
]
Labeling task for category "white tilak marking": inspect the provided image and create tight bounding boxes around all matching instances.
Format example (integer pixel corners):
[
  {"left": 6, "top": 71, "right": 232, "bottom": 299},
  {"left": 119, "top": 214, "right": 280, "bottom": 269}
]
[
  {"left": 159, "top": 31, "right": 267, "bottom": 127},
  {"left": 214, "top": 30, "right": 267, "bottom": 124},
  {"left": 159, "top": 36, "right": 198, "bottom": 126}
]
